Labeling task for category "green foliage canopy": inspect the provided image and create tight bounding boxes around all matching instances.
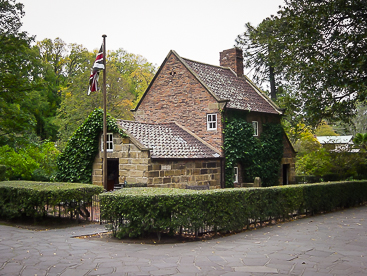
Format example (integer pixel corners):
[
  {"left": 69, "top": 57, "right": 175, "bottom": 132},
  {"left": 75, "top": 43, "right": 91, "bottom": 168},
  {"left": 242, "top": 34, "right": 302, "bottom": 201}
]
[
  {"left": 0, "top": 0, "right": 40, "bottom": 146},
  {"left": 236, "top": 0, "right": 367, "bottom": 126},
  {"left": 56, "top": 48, "right": 155, "bottom": 149},
  {"left": 0, "top": 141, "right": 59, "bottom": 181},
  {"left": 353, "top": 133, "right": 367, "bottom": 152}
]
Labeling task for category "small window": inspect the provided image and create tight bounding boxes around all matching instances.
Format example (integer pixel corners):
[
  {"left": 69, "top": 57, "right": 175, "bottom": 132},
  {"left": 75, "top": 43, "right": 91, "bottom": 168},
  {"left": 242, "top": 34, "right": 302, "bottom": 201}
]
[
  {"left": 252, "top": 121, "right": 258, "bottom": 136},
  {"left": 233, "top": 167, "right": 239, "bottom": 183},
  {"left": 101, "top": 133, "right": 114, "bottom": 152},
  {"left": 207, "top": 114, "right": 217, "bottom": 130}
]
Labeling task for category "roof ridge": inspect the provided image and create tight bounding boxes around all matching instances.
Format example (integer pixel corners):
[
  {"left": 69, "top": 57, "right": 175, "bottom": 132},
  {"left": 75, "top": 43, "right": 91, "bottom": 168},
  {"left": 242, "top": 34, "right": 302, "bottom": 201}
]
[
  {"left": 182, "top": 57, "right": 229, "bottom": 70},
  {"left": 118, "top": 120, "right": 177, "bottom": 127},
  {"left": 183, "top": 55, "right": 281, "bottom": 114},
  {"left": 183, "top": 56, "right": 244, "bottom": 78}
]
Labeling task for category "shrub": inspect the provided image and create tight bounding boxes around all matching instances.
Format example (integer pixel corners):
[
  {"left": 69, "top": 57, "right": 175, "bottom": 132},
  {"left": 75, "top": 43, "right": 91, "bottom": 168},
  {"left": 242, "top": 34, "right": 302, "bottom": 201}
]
[
  {"left": 0, "top": 181, "right": 103, "bottom": 220},
  {"left": 100, "top": 181, "right": 367, "bottom": 239}
]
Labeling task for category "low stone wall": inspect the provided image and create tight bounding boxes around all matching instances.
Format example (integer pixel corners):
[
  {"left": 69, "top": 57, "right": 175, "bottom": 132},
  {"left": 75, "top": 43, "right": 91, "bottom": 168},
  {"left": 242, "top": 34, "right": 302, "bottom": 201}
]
[
  {"left": 92, "top": 136, "right": 150, "bottom": 187},
  {"left": 147, "top": 159, "right": 221, "bottom": 189}
]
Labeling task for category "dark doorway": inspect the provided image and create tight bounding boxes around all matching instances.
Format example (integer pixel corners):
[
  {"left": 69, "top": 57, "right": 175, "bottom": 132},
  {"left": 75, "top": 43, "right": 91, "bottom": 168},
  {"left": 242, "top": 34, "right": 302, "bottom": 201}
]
[
  {"left": 283, "top": 164, "right": 290, "bottom": 185},
  {"left": 107, "top": 159, "right": 119, "bottom": 191}
]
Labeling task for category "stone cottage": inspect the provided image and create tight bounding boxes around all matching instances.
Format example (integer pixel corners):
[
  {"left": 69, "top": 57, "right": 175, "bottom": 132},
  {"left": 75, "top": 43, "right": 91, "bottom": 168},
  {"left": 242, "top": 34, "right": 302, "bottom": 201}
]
[{"left": 92, "top": 48, "right": 296, "bottom": 190}]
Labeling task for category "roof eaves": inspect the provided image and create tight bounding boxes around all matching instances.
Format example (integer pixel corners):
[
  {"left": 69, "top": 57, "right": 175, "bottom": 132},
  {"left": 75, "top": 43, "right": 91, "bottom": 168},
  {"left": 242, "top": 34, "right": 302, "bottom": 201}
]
[
  {"left": 117, "top": 124, "right": 152, "bottom": 151},
  {"left": 173, "top": 121, "right": 222, "bottom": 157},
  {"left": 243, "top": 75, "right": 283, "bottom": 115}
]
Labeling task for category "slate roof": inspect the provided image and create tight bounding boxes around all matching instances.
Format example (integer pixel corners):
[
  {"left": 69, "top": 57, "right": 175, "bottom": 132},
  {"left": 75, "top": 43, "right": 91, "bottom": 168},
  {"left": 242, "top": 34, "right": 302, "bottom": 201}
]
[
  {"left": 182, "top": 57, "right": 282, "bottom": 114},
  {"left": 117, "top": 120, "right": 221, "bottom": 159}
]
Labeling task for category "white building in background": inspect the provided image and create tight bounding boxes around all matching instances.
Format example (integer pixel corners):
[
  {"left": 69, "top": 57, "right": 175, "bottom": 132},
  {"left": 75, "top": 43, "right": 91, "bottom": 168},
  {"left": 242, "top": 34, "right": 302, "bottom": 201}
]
[{"left": 316, "top": 136, "right": 359, "bottom": 153}]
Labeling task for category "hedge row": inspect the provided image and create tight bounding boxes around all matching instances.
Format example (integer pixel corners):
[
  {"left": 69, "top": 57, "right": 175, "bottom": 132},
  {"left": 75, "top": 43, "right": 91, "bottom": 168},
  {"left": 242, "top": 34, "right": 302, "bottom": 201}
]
[
  {"left": 100, "top": 181, "right": 367, "bottom": 239},
  {"left": 0, "top": 181, "right": 103, "bottom": 220}
]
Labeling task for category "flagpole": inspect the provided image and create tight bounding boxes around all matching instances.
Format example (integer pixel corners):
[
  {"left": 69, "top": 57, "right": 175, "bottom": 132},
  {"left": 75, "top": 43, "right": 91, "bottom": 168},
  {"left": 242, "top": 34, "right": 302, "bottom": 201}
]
[{"left": 102, "top": 34, "right": 108, "bottom": 191}]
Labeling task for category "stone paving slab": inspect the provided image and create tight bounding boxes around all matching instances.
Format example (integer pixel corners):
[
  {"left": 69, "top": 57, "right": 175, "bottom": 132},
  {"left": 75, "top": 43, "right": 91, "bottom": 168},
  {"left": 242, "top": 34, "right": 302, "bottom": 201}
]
[{"left": 1, "top": 205, "right": 367, "bottom": 275}]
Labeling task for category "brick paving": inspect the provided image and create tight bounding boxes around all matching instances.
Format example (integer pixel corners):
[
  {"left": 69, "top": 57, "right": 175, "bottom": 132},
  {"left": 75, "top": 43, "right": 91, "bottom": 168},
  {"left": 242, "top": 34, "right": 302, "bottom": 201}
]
[{"left": 1, "top": 205, "right": 367, "bottom": 275}]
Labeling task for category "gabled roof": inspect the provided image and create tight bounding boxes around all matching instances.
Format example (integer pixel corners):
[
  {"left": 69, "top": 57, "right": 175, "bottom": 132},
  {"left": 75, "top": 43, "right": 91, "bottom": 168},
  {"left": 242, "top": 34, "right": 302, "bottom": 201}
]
[
  {"left": 182, "top": 58, "right": 282, "bottom": 114},
  {"left": 133, "top": 50, "right": 283, "bottom": 115},
  {"left": 117, "top": 120, "right": 221, "bottom": 159}
]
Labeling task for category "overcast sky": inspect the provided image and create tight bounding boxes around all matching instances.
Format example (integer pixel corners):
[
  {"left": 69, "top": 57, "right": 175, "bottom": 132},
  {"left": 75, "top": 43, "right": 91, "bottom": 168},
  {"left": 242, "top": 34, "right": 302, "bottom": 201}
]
[{"left": 20, "top": 0, "right": 284, "bottom": 67}]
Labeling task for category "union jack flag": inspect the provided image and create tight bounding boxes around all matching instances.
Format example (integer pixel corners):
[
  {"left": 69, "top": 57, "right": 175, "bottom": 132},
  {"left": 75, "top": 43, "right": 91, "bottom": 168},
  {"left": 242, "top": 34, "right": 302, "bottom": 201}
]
[{"left": 88, "top": 44, "right": 105, "bottom": 95}]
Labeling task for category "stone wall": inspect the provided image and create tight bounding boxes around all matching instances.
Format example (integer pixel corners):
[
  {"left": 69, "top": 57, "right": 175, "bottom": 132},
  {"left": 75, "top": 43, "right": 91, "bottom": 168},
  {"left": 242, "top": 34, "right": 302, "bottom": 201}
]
[
  {"left": 92, "top": 134, "right": 221, "bottom": 189},
  {"left": 92, "top": 135, "right": 151, "bottom": 187},
  {"left": 147, "top": 159, "right": 221, "bottom": 189}
]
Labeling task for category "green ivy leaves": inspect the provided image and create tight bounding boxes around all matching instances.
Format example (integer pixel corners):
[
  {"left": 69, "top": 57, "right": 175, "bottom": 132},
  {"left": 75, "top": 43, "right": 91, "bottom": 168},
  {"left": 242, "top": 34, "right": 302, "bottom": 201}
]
[
  {"left": 224, "top": 116, "right": 284, "bottom": 188},
  {"left": 56, "top": 109, "right": 127, "bottom": 183}
]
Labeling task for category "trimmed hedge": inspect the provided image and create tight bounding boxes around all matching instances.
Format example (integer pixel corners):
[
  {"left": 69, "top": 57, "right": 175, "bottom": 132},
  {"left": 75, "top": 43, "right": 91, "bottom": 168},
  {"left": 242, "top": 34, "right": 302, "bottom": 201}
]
[
  {"left": 100, "top": 181, "right": 367, "bottom": 238},
  {"left": 0, "top": 181, "right": 103, "bottom": 220}
]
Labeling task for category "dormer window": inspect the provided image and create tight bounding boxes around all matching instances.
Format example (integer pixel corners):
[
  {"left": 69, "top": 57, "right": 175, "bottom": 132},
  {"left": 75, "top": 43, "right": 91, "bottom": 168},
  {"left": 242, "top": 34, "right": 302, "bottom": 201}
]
[
  {"left": 207, "top": 114, "right": 217, "bottom": 130},
  {"left": 252, "top": 121, "right": 258, "bottom": 136},
  {"left": 101, "top": 133, "right": 114, "bottom": 152}
]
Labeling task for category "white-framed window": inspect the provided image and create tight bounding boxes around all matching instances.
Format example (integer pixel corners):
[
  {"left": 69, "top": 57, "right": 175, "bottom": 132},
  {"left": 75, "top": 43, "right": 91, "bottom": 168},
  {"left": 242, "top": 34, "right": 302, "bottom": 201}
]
[
  {"left": 101, "top": 133, "right": 114, "bottom": 152},
  {"left": 207, "top": 113, "right": 217, "bottom": 130},
  {"left": 252, "top": 121, "right": 258, "bottom": 136},
  {"left": 233, "top": 167, "right": 239, "bottom": 183}
]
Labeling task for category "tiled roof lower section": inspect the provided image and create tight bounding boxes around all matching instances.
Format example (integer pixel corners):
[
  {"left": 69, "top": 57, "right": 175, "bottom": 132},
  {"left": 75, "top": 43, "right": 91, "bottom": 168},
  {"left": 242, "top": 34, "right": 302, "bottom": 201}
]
[
  {"left": 117, "top": 120, "right": 221, "bottom": 159},
  {"left": 183, "top": 58, "right": 280, "bottom": 114}
]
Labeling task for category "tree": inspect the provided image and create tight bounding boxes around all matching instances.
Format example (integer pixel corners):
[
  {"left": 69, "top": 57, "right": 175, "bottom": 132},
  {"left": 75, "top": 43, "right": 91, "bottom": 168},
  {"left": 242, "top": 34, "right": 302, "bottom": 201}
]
[
  {"left": 296, "top": 148, "right": 332, "bottom": 177},
  {"left": 0, "top": 0, "right": 24, "bottom": 35},
  {"left": 351, "top": 102, "right": 367, "bottom": 135},
  {"left": 0, "top": 141, "right": 59, "bottom": 181},
  {"left": 294, "top": 131, "right": 321, "bottom": 157},
  {"left": 55, "top": 48, "right": 156, "bottom": 149},
  {"left": 0, "top": 0, "right": 40, "bottom": 146},
  {"left": 238, "top": 0, "right": 367, "bottom": 126},
  {"left": 235, "top": 21, "right": 281, "bottom": 100},
  {"left": 353, "top": 133, "right": 367, "bottom": 152},
  {"left": 315, "top": 121, "right": 338, "bottom": 136}
]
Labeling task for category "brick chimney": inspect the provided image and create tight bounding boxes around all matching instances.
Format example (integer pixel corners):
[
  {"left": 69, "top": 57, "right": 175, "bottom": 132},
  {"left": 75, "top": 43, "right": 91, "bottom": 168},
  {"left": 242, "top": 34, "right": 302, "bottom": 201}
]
[{"left": 219, "top": 48, "right": 244, "bottom": 77}]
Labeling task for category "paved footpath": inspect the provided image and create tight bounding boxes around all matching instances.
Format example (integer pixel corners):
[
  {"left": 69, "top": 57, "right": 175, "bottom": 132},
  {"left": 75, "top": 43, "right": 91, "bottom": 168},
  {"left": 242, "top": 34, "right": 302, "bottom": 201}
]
[{"left": 1, "top": 206, "right": 367, "bottom": 276}]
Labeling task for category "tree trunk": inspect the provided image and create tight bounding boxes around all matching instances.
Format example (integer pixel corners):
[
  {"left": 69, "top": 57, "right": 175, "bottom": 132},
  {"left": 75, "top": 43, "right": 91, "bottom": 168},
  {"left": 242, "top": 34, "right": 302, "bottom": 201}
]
[{"left": 269, "top": 65, "right": 277, "bottom": 101}]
